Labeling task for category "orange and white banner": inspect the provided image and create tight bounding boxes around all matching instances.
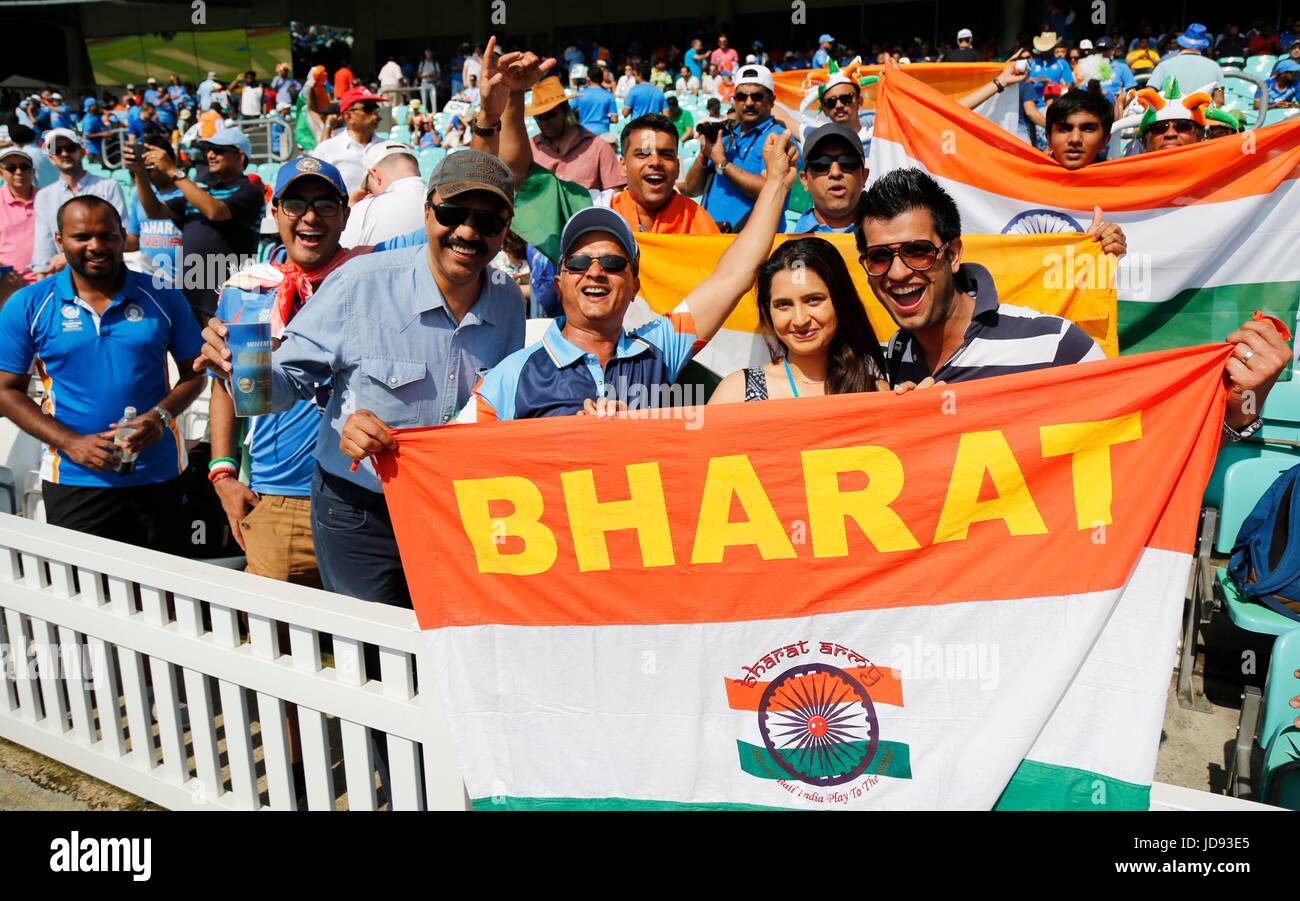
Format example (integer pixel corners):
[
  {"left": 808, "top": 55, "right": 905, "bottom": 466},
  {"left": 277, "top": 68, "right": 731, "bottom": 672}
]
[{"left": 380, "top": 344, "right": 1228, "bottom": 809}]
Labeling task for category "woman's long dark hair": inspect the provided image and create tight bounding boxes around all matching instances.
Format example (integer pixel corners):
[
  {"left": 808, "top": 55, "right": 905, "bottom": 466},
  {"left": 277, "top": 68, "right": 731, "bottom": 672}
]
[{"left": 755, "top": 238, "right": 887, "bottom": 395}]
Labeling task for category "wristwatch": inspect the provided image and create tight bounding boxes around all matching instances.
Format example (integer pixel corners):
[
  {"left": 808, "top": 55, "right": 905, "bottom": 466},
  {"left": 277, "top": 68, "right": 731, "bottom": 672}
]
[
  {"left": 717, "top": 159, "right": 730, "bottom": 176},
  {"left": 1222, "top": 416, "right": 1264, "bottom": 443},
  {"left": 170, "top": 169, "right": 189, "bottom": 182},
  {"left": 992, "top": 77, "right": 1005, "bottom": 93},
  {"left": 151, "top": 405, "right": 174, "bottom": 431}
]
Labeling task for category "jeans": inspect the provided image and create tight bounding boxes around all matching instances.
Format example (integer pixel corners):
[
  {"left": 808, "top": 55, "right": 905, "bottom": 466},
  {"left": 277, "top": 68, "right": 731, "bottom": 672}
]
[
  {"left": 310, "top": 466, "right": 412, "bottom": 609},
  {"left": 420, "top": 82, "right": 436, "bottom": 111}
]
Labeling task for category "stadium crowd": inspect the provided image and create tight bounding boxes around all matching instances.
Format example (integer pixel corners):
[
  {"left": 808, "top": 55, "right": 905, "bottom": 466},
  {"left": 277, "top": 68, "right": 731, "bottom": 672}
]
[{"left": 0, "top": 14, "right": 1296, "bottom": 613}]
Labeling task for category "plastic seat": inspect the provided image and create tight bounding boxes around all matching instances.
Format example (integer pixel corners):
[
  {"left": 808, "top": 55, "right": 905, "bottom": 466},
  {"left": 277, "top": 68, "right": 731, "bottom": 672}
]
[
  {"left": 1256, "top": 626, "right": 1300, "bottom": 809},
  {"left": 1216, "top": 567, "right": 1300, "bottom": 636},
  {"left": 1263, "top": 108, "right": 1300, "bottom": 126},
  {"left": 1244, "top": 55, "right": 1278, "bottom": 79}
]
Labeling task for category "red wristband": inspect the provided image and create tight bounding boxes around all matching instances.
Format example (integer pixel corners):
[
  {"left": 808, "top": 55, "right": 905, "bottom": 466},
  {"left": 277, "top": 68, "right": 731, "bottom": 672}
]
[{"left": 209, "top": 470, "right": 235, "bottom": 485}]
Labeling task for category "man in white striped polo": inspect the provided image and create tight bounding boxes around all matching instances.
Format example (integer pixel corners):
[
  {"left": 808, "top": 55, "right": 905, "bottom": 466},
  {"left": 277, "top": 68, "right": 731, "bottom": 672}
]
[{"left": 855, "top": 168, "right": 1290, "bottom": 443}]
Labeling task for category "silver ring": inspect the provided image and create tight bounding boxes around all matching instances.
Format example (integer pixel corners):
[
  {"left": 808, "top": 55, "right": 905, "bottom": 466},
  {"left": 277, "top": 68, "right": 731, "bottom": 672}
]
[{"left": 1240, "top": 349, "right": 1256, "bottom": 363}]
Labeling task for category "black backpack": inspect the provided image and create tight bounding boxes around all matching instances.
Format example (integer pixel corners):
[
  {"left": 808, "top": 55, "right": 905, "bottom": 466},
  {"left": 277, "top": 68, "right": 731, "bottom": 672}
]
[{"left": 1228, "top": 463, "right": 1300, "bottom": 622}]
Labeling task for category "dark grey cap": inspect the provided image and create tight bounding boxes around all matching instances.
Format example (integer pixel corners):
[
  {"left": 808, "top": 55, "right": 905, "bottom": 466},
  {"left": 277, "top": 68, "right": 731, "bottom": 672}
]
[
  {"left": 426, "top": 149, "right": 515, "bottom": 211},
  {"left": 559, "top": 207, "right": 640, "bottom": 275},
  {"left": 803, "top": 122, "right": 865, "bottom": 164}
]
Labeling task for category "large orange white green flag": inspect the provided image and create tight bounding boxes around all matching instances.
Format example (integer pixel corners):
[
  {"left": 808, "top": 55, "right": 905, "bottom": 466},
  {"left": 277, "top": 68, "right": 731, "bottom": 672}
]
[
  {"left": 379, "top": 343, "right": 1229, "bottom": 810},
  {"left": 630, "top": 232, "right": 1117, "bottom": 375},
  {"left": 868, "top": 66, "right": 1300, "bottom": 356}
]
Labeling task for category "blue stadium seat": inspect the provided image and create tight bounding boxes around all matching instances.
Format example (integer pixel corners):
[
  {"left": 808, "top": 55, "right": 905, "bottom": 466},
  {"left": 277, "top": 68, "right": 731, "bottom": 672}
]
[{"left": 1257, "top": 627, "right": 1300, "bottom": 809}]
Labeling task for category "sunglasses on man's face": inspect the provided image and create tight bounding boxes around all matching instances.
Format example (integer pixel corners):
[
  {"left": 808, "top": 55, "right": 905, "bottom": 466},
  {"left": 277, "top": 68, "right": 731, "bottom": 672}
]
[
  {"left": 430, "top": 201, "right": 508, "bottom": 237},
  {"left": 821, "top": 92, "right": 856, "bottom": 109},
  {"left": 353, "top": 103, "right": 381, "bottom": 114},
  {"left": 52, "top": 144, "right": 80, "bottom": 156},
  {"left": 733, "top": 90, "right": 767, "bottom": 104},
  {"left": 563, "top": 254, "right": 630, "bottom": 274},
  {"left": 1, "top": 163, "right": 33, "bottom": 173},
  {"left": 860, "top": 240, "right": 948, "bottom": 277},
  {"left": 806, "top": 154, "right": 863, "bottom": 175},
  {"left": 1145, "top": 119, "right": 1197, "bottom": 137},
  {"left": 279, "top": 196, "right": 343, "bottom": 218}
]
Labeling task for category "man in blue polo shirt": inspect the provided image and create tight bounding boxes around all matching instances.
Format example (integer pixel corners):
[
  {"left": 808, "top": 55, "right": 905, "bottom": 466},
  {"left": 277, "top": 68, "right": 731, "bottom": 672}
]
[
  {"left": 207, "top": 156, "right": 363, "bottom": 586},
  {"left": 684, "top": 64, "right": 798, "bottom": 232},
  {"left": 791, "top": 123, "right": 865, "bottom": 233},
  {"left": 124, "top": 133, "right": 184, "bottom": 287},
  {"left": 573, "top": 73, "right": 619, "bottom": 136},
  {"left": 445, "top": 135, "right": 793, "bottom": 423},
  {"left": 622, "top": 66, "right": 668, "bottom": 120},
  {"left": 0, "top": 195, "right": 205, "bottom": 547}
]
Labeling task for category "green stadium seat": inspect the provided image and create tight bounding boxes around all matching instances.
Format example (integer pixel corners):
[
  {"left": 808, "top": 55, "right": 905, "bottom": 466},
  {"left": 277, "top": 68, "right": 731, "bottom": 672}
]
[
  {"left": 1244, "top": 55, "right": 1278, "bottom": 79},
  {"left": 787, "top": 177, "right": 813, "bottom": 214},
  {"left": 111, "top": 169, "right": 133, "bottom": 188},
  {"left": 1216, "top": 567, "right": 1299, "bottom": 636},
  {"left": 1263, "top": 108, "right": 1300, "bottom": 126},
  {"left": 1256, "top": 626, "right": 1300, "bottom": 809}
]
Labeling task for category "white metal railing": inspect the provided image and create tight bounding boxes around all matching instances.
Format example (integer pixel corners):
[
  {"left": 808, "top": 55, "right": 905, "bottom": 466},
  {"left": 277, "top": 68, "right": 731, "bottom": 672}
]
[{"left": 0, "top": 512, "right": 468, "bottom": 810}]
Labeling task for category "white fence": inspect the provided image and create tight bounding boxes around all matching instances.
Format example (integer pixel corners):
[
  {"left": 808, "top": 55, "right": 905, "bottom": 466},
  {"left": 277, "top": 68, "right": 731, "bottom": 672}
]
[{"left": 0, "top": 512, "right": 468, "bottom": 810}]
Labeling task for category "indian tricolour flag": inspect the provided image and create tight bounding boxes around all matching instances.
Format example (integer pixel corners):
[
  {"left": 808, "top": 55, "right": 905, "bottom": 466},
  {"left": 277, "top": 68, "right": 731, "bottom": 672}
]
[
  {"left": 380, "top": 342, "right": 1232, "bottom": 809},
  {"left": 868, "top": 66, "right": 1300, "bottom": 356}
]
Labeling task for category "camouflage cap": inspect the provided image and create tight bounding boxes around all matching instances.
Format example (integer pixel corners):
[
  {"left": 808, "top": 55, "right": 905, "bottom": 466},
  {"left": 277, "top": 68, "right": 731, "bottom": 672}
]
[{"left": 426, "top": 150, "right": 515, "bottom": 211}]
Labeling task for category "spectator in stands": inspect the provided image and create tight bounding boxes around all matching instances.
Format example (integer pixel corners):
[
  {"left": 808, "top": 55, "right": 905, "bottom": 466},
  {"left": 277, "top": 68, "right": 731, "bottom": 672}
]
[
  {"left": 1094, "top": 37, "right": 1137, "bottom": 102},
  {"left": 711, "top": 34, "right": 740, "bottom": 74},
  {"left": 1126, "top": 35, "right": 1160, "bottom": 74},
  {"left": 676, "top": 66, "right": 701, "bottom": 97},
  {"left": 333, "top": 62, "right": 354, "bottom": 101},
  {"left": 813, "top": 35, "right": 835, "bottom": 70},
  {"left": 313, "top": 87, "right": 386, "bottom": 200},
  {"left": 1044, "top": 89, "right": 1113, "bottom": 170},
  {"left": 123, "top": 133, "right": 184, "bottom": 287},
  {"left": 1248, "top": 25, "right": 1282, "bottom": 57},
  {"left": 417, "top": 50, "right": 440, "bottom": 111},
  {"left": 790, "top": 123, "right": 865, "bottom": 233},
  {"left": 663, "top": 92, "right": 695, "bottom": 141},
  {"left": 271, "top": 64, "right": 300, "bottom": 109},
  {"left": 3, "top": 120, "right": 58, "bottom": 189},
  {"left": 30, "top": 128, "right": 126, "bottom": 275},
  {"left": 454, "top": 137, "right": 793, "bottom": 422},
  {"left": 340, "top": 140, "right": 425, "bottom": 247},
  {"left": 623, "top": 65, "right": 668, "bottom": 120},
  {"left": 685, "top": 64, "right": 796, "bottom": 232},
  {"left": 572, "top": 71, "right": 619, "bottom": 136},
  {"left": 461, "top": 45, "right": 484, "bottom": 96},
  {"left": 1216, "top": 24, "right": 1247, "bottom": 60},
  {"left": 702, "top": 64, "right": 722, "bottom": 96},
  {"left": 1148, "top": 24, "right": 1223, "bottom": 95},
  {"left": 1265, "top": 60, "right": 1298, "bottom": 106},
  {"left": 1028, "top": 32, "right": 1075, "bottom": 111},
  {"left": 1133, "top": 81, "right": 1210, "bottom": 152},
  {"left": 709, "top": 238, "right": 888, "bottom": 404},
  {"left": 235, "top": 71, "right": 264, "bottom": 123},
  {"left": 209, "top": 157, "right": 363, "bottom": 585},
  {"left": 650, "top": 60, "right": 673, "bottom": 91},
  {"left": 128, "top": 128, "right": 264, "bottom": 320},
  {"left": 528, "top": 77, "right": 625, "bottom": 192},
  {"left": 774, "top": 60, "right": 875, "bottom": 156},
  {"left": 198, "top": 71, "right": 219, "bottom": 112},
  {"left": 858, "top": 167, "right": 1288, "bottom": 437},
  {"left": 0, "top": 195, "right": 205, "bottom": 548},
  {"left": 80, "top": 99, "right": 110, "bottom": 164},
  {"left": 616, "top": 64, "right": 637, "bottom": 101},
  {"left": 0, "top": 147, "right": 39, "bottom": 297},
  {"left": 947, "top": 28, "right": 980, "bottom": 62},
  {"left": 379, "top": 55, "right": 405, "bottom": 109},
  {"left": 197, "top": 151, "right": 526, "bottom": 608},
  {"left": 686, "top": 39, "right": 709, "bottom": 81},
  {"left": 129, "top": 103, "right": 166, "bottom": 141},
  {"left": 607, "top": 114, "right": 718, "bottom": 234}
]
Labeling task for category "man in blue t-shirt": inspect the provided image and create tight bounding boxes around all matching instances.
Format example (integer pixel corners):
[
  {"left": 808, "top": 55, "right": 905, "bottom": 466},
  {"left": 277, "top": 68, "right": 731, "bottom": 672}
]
[
  {"left": 79, "top": 98, "right": 111, "bottom": 163},
  {"left": 125, "top": 135, "right": 184, "bottom": 288},
  {"left": 1095, "top": 37, "right": 1137, "bottom": 103},
  {"left": 683, "top": 64, "right": 800, "bottom": 231},
  {"left": 574, "top": 79, "right": 619, "bottom": 136},
  {"left": 0, "top": 195, "right": 205, "bottom": 548},
  {"left": 207, "top": 157, "right": 356, "bottom": 586},
  {"left": 1028, "top": 32, "right": 1075, "bottom": 108},
  {"left": 622, "top": 66, "right": 668, "bottom": 120}
]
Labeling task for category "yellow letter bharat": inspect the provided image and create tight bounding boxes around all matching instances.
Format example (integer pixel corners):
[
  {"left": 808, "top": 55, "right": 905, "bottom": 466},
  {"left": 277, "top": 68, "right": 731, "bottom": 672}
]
[{"left": 449, "top": 415, "right": 1143, "bottom": 575}]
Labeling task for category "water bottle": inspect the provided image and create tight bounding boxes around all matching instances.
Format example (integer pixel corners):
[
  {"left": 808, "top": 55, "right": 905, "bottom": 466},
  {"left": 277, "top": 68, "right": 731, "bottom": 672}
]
[{"left": 114, "top": 406, "right": 138, "bottom": 475}]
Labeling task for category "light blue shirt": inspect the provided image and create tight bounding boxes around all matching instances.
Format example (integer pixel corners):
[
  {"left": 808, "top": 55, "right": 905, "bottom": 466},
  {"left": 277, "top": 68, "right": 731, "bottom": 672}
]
[
  {"left": 268, "top": 244, "right": 526, "bottom": 492},
  {"left": 1146, "top": 53, "right": 1223, "bottom": 95},
  {"left": 791, "top": 208, "right": 853, "bottom": 233},
  {"left": 30, "top": 173, "right": 127, "bottom": 272}
]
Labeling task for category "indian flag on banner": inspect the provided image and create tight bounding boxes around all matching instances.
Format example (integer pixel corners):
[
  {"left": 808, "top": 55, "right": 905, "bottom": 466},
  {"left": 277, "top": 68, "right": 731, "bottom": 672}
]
[
  {"left": 773, "top": 63, "right": 1021, "bottom": 136},
  {"left": 629, "top": 231, "right": 1117, "bottom": 377},
  {"left": 380, "top": 342, "right": 1231, "bottom": 810},
  {"left": 867, "top": 66, "right": 1300, "bottom": 358}
]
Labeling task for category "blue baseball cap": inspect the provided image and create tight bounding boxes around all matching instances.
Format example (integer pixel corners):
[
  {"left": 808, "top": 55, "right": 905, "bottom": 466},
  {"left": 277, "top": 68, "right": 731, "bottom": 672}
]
[
  {"left": 196, "top": 127, "right": 253, "bottom": 159},
  {"left": 559, "top": 207, "right": 640, "bottom": 275},
  {"left": 273, "top": 155, "right": 348, "bottom": 201},
  {"left": 1276, "top": 59, "right": 1300, "bottom": 75},
  {"left": 819, "top": 34, "right": 835, "bottom": 44}
]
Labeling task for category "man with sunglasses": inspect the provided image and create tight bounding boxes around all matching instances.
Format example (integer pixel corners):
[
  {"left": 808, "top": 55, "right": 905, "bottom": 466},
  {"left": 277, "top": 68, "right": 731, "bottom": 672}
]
[
  {"left": 131, "top": 128, "right": 265, "bottom": 322},
  {"left": 791, "top": 123, "right": 865, "bottom": 234},
  {"left": 206, "top": 157, "right": 364, "bottom": 587},
  {"left": 685, "top": 64, "right": 797, "bottom": 232},
  {"left": 457, "top": 132, "right": 795, "bottom": 423},
  {"left": 0, "top": 147, "right": 40, "bottom": 295},
  {"left": 196, "top": 150, "right": 525, "bottom": 608},
  {"left": 774, "top": 60, "right": 874, "bottom": 159},
  {"left": 528, "top": 76, "right": 625, "bottom": 192},
  {"left": 29, "top": 128, "right": 125, "bottom": 276},
  {"left": 855, "top": 169, "right": 1288, "bottom": 440},
  {"left": 312, "top": 87, "right": 387, "bottom": 201}
]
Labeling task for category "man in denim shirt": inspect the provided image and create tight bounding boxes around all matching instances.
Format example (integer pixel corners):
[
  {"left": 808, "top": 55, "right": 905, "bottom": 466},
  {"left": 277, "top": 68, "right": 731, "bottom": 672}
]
[{"left": 197, "top": 151, "right": 526, "bottom": 608}]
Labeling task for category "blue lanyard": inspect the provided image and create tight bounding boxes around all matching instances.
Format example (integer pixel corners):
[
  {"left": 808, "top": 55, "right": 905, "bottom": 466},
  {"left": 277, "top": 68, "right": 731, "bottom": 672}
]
[{"left": 783, "top": 357, "right": 800, "bottom": 398}]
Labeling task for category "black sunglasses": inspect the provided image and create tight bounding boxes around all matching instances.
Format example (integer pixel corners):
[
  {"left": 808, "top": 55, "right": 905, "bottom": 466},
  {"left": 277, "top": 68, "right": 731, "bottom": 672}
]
[
  {"left": 353, "top": 102, "right": 381, "bottom": 114},
  {"left": 279, "top": 196, "right": 343, "bottom": 218},
  {"left": 1, "top": 162, "right": 33, "bottom": 173},
  {"left": 52, "top": 144, "right": 81, "bottom": 156},
  {"left": 860, "top": 240, "right": 949, "bottom": 277},
  {"left": 806, "top": 154, "right": 863, "bottom": 175},
  {"left": 733, "top": 90, "right": 767, "bottom": 103},
  {"left": 1144, "top": 119, "right": 1198, "bottom": 136},
  {"left": 820, "top": 92, "right": 856, "bottom": 109},
  {"left": 430, "top": 201, "right": 508, "bottom": 237},
  {"left": 563, "top": 254, "right": 630, "bottom": 273}
]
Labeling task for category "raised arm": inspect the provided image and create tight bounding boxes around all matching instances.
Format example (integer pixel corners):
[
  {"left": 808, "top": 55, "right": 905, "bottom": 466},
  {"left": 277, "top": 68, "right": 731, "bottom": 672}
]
[
  {"left": 680, "top": 130, "right": 796, "bottom": 341},
  {"left": 958, "top": 52, "right": 1029, "bottom": 109}
]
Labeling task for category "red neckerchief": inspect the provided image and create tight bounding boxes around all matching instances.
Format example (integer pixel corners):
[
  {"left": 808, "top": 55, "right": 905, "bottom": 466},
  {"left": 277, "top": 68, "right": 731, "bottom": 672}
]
[{"left": 271, "top": 245, "right": 371, "bottom": 332}]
